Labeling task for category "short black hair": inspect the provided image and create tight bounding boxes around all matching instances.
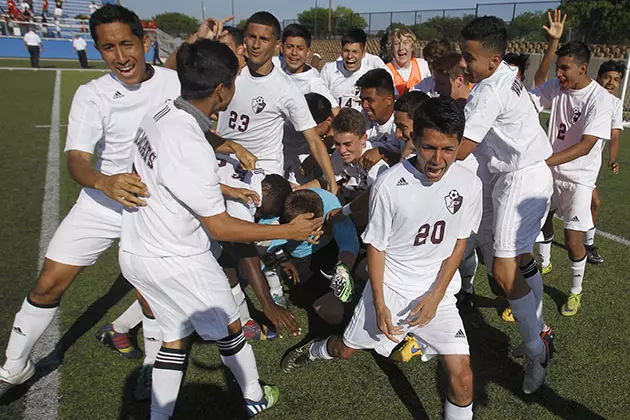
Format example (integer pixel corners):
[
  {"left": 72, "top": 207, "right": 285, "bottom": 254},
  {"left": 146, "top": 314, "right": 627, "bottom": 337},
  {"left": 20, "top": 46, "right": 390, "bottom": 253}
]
[
  {"left": 356, "top": 68, "right": 395, "bottom": 96},
  {"left": 261, "top": 174, "right": 292, "bottom": 218},
  {"left": 394, "top": 91, "right": 430, "bottom": 119},
  {"left": 282, "top": 189, "right": 324, "bottom": 223},
  {"left": 223, "top": 26, "right": 244, "bottom": 46},
  {"left": 90, "top": 4, "right": 144, "bottom": 44},
  {"left": 461, "top": 16, "right": 507, "bottom": 56},
  {"left": 305, "top": 93, "right": 332, "bottom": 124},
  {"left": 246, "top": 11, "right": 281, "bottom": 40},
  {"left": 176, "top": 39, "right": 239, "bottom": 100},
  {"left": 282, "top": 23, "right": 312, "bottom": 47},
  {"left": 413, "top": 97, "right": 465, "bottom": 143},
  {"left": 503, "top": 52, "right": 530, "bottom": 79},
  {"left": 556, "top": 41, "right": 591, "bottom": 66},
  {"left": 342, "top": 28, "right": 367, "bottom": 48},
  {"left": 598, "top": 59, "right": 625, "bottom": 79}
]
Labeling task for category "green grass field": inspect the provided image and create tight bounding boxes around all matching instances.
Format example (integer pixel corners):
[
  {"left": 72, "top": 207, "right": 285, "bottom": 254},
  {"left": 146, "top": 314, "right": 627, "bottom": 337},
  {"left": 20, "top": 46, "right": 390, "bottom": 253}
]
[
  {"left": 0, "top": 58, "right": 109, "bottom": 69},
  {"left": 0, "top": 68, "right": 629, "bottom": 420}
]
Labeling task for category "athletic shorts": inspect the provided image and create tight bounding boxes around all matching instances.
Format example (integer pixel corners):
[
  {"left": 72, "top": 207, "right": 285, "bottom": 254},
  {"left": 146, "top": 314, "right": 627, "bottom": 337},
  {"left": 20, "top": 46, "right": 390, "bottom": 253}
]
[
  {"left": 46, "top": 189, "right": 123, "bottom": 266},
  {"left": 551, "top": 179, "right": 594, "bottom": 232},
  {"left": 119, "top": 250, "right": 239, "bottom": 343},
  {"left": 492, "top": 162, "right": 552, "bottom": 258},
  {"left": 343, "top": 282, "right": 469, "bottom": 358}
]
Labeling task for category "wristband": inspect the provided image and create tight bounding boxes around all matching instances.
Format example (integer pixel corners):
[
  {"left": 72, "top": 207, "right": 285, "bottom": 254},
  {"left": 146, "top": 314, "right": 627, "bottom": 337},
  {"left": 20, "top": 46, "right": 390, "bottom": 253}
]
[{"left": 341, "top": 204, "right": 352, "bottom": 216}]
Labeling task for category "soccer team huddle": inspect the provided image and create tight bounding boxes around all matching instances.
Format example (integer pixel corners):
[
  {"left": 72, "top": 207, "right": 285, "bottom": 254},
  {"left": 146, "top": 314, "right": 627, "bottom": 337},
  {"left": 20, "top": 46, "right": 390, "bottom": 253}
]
[{"left": 0, "top": 4, "right": 624, "bottom": 420}]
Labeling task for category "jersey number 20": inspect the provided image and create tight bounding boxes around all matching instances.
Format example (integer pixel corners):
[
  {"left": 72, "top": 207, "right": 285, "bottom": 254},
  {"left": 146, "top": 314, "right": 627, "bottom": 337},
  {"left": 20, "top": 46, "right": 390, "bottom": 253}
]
[
  {"left": 228, "top": 111, "right": 250, "bottom": 132},
  {"left": 414, "top": 220, "right": 446, "bottom": 246}
]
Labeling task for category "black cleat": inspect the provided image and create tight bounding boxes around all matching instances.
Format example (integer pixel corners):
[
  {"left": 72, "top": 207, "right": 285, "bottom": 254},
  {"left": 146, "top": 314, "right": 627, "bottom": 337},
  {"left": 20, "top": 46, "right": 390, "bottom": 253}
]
[
  {"left": 281, "top": 340, "right": 315, "bottom": 373},
  {"left": 585, "top": 245, "right": 604, "bottom": 264}
]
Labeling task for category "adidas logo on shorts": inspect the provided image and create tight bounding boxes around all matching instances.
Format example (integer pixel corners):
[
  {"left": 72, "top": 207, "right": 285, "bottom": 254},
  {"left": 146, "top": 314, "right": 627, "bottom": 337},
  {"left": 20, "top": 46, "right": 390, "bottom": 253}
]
[
  {"left": 396, "top": 177, "right": 408, "bottom": 186},
  {"left": 454, "top": 329, "right": 466, "bottom": 339},
  {"left": 571, "top": 216, "right": 580, "bottom": 222},
  {"left": 113, "top": 91, "right": 124, "bottom": 99}
]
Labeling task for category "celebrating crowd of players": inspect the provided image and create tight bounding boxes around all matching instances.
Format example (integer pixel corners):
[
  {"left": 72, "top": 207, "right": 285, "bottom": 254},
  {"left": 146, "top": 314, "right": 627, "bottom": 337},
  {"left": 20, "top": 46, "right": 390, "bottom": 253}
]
[{"left": 0, "top": 4, "right": 624, "bottom": 419}]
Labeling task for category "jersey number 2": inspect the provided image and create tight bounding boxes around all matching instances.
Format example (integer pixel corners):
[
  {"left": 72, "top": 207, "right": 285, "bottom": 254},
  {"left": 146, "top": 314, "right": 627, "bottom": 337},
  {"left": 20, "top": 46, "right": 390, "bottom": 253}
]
[
  {"left": 414, "top": 220, "right": 446, "bottom": 246},
  {"left": 557, "top": 123, "right": 567, "bottom": 140},
  {"left": 228, "top": 111, "right": 250, "bottom": 132}
]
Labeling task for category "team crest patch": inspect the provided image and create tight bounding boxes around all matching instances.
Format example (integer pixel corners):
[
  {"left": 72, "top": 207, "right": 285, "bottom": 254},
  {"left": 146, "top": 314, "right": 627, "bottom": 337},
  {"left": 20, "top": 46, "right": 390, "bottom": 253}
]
[
  {"left": 445, "top": 189, "right": 463, "bottom": 214},
  {"left": 352, "top": 84, "right": 360, "bottom": 95},
  {"left": 572, "top": 106, "right": 582, "bottom": 122},
  {"left": 252, "top": 96, "right": 267, "bottom": 114}
]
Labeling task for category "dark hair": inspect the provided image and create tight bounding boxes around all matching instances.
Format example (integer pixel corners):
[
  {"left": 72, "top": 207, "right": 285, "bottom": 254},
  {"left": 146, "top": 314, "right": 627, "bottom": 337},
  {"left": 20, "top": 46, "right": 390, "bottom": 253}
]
[
  {"left": 356, "top": 68, "right": 395, "bottom": 96},
  {"left": 423, "top": 38, "right": 452, "bottom": 62},
  {"left": 282, "top": 23, "right": 312, "bottom": 47},
  {"left": 90, "top": 4, "right": 144, "bottom": 44},
  {"left": 556, "top": 41, "right": 591, "bottom": 66},
  {"left": 461, "top": 16, "right": 507, "bottom": 56},
  {"left": 261, "top": 174, "right": 292, "bottom": 218},
  {"left": 305, "top": 93, "right": 332, "bottom": 124},
  {"left": 394, "top": 91, "right": 430, "bottom": 119},
  {"left": 598, "top": 59, "right": 625, "bottom": 79},
  {"left": 282, "top": 189, "right": 324, "bottom": 223},
  {"left": 413, "top": 97, "right": 465, "bottom": 143},
  {"left": 176, "top": 39, "right": 239, "bottom": 100},
  {"left": 341, "top": 28, "right": 367, "bottom": 48},
  {"left": 246, "top": 11, "right": 281, "bottom": 40},
  {"left": 503, "top": 52, "right": 530, "bottom": 79},
  {"left": 432, "top": 52, "right": 466, "bottom": 79},
  {"left": 223, "top": 25, "right": 244, "bottom": 46},
  {"left": 331, "top": 108, "right": 366, "bottom": 137}
]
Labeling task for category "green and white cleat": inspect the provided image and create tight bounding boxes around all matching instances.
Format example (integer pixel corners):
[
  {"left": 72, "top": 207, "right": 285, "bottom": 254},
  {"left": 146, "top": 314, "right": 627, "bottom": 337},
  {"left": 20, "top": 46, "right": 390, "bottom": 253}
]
[
  {"left": 244, "top": 384, "right": 280, "bottom": 417},
  {"left": 561, "top": 292, "right": 582, "bottom": 317},
  {"left": 330, "top": 263, "right": 353, "bottom": 303}
]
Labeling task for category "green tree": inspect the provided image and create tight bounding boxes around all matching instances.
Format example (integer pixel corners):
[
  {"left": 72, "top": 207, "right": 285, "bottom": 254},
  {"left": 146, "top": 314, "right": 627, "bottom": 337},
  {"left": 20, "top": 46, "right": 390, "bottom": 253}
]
[
  {"left": 507, "top": 11, "right": 548, "bottom": 41},
  {"left": 297, "top": 6, "right": 368, "bottom": 37},
  {"left": 562, "top": 0, "right": 630, "bottom": 44},
  {"left": 153, "top": 12, "right": 199, "bottom": 37},
  {"left": 237, "top": 19, "right": 248, "bottom": 30},
  {"left": 387, "top": 15, "right": 473, "bottom": 41}
]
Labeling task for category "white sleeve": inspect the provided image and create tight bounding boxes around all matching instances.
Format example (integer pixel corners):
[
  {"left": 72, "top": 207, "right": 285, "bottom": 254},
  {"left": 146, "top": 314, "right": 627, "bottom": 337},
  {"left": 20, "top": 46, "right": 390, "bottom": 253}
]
[
  {"left": 612, "top": 96, "right": 624, "bottom": 131},
  {"left": 279, "top": 83, "right": 316, "bottom": 132},
  {"left": 583, "top": 93, "right": 613, "bottom": 140},
  {"left": 417, "top": 58, "right": 431, "bottom": 78},
  {"left": 320, "top": 63, "right": 332, "bottom": 90},
  {"left": 361, "top": 179, "right": 393, "bottom": 251},
  {"left": 65, "top": 84, "right": 105, "bottom": 154},
  {"left": 309, "top": 77, "right": 339, "bottom": 109},
  {"left": 529, "top": 79, "right": 557, "bottom": 111},
  {"left": 160, "top": 126, "right": 226, "bottom": 218},
  {"left": 367, "top": 161, "right": 390, "bottom": 186},
  {"left": 459, "top": 178, "right": 482, "bottom": 239},
  {"left": 463, "top": 84, "right": 503, "bottom": 143}
]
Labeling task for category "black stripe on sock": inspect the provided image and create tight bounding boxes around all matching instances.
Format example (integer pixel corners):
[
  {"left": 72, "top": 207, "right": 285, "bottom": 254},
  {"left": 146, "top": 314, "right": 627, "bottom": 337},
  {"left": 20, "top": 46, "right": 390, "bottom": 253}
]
[
  {"left": 154, "top": 348, "right": 188, "bottom": 371},
  {"left": 520, "top": 260, "right": 538, "bottom": 278},
  {"left": 217, "top": 331, "right": 246, "bottom": 356},
  {"left": 26, "top": 296, "right": 59, "bottom": 309},
  {"left": 446, "top": 397, "right": 473, "bottom": 408}
]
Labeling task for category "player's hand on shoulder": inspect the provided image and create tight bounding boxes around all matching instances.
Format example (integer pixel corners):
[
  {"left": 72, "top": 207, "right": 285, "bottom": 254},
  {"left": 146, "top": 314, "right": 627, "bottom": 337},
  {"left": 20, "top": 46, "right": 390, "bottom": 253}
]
[
  {"left": 223, "top": 185, "right": 260, "bottom": 206},
  {"left": 286, "top": 212, "right": 324, "bottom": 243},
  {"left": 406, "top": 292, "right": 441, "bottom": 327},
  {"left": 375, "top": 303, "right": 403, "bottom": 343},
  {"left": 96, "top": 173, "right": 148, "bottom": 208},
  {"left": 359, "top": 148, "right": 384, "bottom": 171}
]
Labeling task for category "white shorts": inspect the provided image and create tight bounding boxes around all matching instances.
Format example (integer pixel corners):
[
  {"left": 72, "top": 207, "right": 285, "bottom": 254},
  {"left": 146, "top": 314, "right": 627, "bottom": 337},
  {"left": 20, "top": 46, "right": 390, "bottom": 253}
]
[
  {"left": 46, "top": 189, "right": 122, "bottom": 266},
  {"left": 119, "top": 250, "right": 239, "bottom": 343},
  {"left": 492, "top": 162, "right": 552, "bottom": 258},
  {"left": 551, "top": 179, "right": 594, "bottom": 232},
  {"left": 343, "top": 283, "right": 469, "bottom": 358}
]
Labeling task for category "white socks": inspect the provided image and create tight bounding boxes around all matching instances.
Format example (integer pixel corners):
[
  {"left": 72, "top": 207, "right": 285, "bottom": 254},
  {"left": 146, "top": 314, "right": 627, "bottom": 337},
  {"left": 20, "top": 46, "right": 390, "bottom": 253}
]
[
  {"left": 521, "top": 260, "right": 545, "bottom": 334},
  {"left": 142, "top": 315, "right": 163, "bottom": 366},
  {"left": 537, "top": 240, "right": 552, "bottom": 268},
  {"left": 570, "top": 256, "right": 587, "bottom": 295},
  {"left": 445, "top": 399, "right": 473, "bottom": 420},
  {"left": 231, "top": 284, "right": 252, "bottom": 324},
  {"left": 219, "top": 338, "right": 263, "bottom": 401},
  {"left": 458, "top": 252, "right": 477, "bottom": 294},
  {"left": 151, "top": 347, "right": 187, "bottom": 420},
  {"left": 509, "top": 291, "right": 545, "bottom": 362},
  {"left": 584, "top": 227, "right": 596, "bottom": 247},
  {"left": 264, "top": 269, "right": 283, "bottom": 299},
  {"left": 309, "top": 337, "right": 332, "bottom": 361},
  {"left": 112, "top": 300, "right": 143, "bottom": 334}
]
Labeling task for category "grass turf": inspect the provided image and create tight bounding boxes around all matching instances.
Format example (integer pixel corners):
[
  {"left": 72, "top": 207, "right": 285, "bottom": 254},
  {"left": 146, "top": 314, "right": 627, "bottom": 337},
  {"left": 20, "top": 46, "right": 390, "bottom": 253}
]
[
  {"left": 0, "top": 69, "right": 629, "bottom": 419},
  {"left": 0, "top": 58, "right": 109, "bottom": 69}
]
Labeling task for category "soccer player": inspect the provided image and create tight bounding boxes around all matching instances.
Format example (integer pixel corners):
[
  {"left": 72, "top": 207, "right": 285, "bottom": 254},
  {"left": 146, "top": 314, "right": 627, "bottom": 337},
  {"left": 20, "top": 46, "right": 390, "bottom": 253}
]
[
  {"left": 531, "top": 42, "right": 612, "bottom": 316},
  {"left": 393, "top": 90, "right": 430, "bottom": 160},
  {"left": 413, "top": 38, "right": 453, "bottom": 95},
  {"left": 119, "top": 39, "right": 323, "bottom": 419},
  {"left": 458, "top": 16, "right": 554, "bottom": 394},
  {"left": 503, "top": 52, "right": 530, "bottom": 87},
  {"left": 282, "top": 97, "right": 482, "bottom": 420},
  {"left": 384, "top": 28, "right": 431, "bottom": 97}
]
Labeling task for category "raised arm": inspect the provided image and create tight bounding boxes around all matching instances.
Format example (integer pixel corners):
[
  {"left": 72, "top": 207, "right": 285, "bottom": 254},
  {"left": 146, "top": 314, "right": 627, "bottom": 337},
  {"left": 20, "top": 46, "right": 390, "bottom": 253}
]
[{"left": 534, "top": 10, "right": 566, "bottom": 88}]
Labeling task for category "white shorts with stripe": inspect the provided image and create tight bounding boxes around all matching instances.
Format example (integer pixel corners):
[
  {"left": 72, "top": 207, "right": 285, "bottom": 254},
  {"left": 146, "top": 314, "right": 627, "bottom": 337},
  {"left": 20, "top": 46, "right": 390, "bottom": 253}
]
[{"left": 551, "top": 179, "right": 594, "bottom": 232}]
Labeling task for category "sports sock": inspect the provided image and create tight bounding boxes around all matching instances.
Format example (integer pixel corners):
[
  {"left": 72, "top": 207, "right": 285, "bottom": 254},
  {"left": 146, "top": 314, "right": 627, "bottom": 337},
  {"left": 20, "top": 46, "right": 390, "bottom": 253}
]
[
  {"left": 537, "top": 240, "right": 552, "bottom": 268},
  {"left": 218, "top": 331, "right": 263, "bottom": 401},
  {"left": 584, "top": 227, "right": 596, "bottom": 247},
  {"left": 3, "top": 298, "right": 58, "bottom": 375},
  {"left": 569, "top": 255, "right": 587, "bottom": 295},
  {"left": 458, "top": 252, "right": 477, "bottom": 294},
  {"left": 231, "top": 284, "right": 252, "bottom": 324},
  {"left": 112, "top": 300, "right": 143, "bottom": 334},
  {"left": 509, "top": 291, "right": 545, "bottom": 362},
  {"left": 142, "top": 315, "right": 163, "bottom": 366},
  {"left": 151, "top": 347, "right": 188, "bottom": 419},
  {"left": 445, "top": 398, "right": 473, "bottom": 420},
  {"left": 479, "top": 240, "right": 494, "bottom": 277},
  {"left": 520, "top": 260, "right": 544, "bottom": 333},
  {"left": 309, "top": 337, "right": 332, "bottom": 361},
  {"left": 264, "top": 269, "right": 283, "bottom": 299}
]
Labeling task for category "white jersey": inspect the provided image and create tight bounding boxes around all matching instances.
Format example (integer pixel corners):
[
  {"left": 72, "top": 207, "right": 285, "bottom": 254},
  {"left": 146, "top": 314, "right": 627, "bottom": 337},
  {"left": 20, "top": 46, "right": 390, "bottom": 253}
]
[
  {"left": 464, "top": 61, "right": 552, "bottom": 173},
  {"left": 65, "top": 66, "right": 180, "bottom": 208},
  {"left": 23, "top": 31, "right": 41, "bottom": 46},
  {"left": 217, "top": 65, "right": 316, "bottom": 175},
  {"left": 611, "top": 94, "right": 624, "bottom": 131},
  {"left": 365, "top": 111, "right": 401, "bottom": 152},
  {"left": 362, "top": 159, "right": 482, "bottom": 299},
  {"left": 216, "top": 152, "right": 264, "bottom": 221},
  {"left": 321, "top": 60, "right": 371, "bottom": 111},
  {"left": 531, "top": 79, "right": 612, "bottom": 187},
  {"left": 332, "top": 141, "right": 390, "bottom": 202},
  {"left": 120, "top": 101, "right": 226, "bottom": 258},
  {"left": 72, "top": 37, "right": 87, "bottom": 51}
]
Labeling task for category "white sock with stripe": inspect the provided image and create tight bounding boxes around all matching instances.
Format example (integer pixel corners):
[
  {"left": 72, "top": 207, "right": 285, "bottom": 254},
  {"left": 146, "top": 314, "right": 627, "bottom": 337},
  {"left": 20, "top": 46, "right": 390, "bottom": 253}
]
[
  {"left": 142, "top": 315, "right": 163, "bottom": 366},
  {"left": 151, "top": 347, "right": 188, "bottom": 419},
  {"left": 218, "top": 331, "right": 263, "bottom": 402}
]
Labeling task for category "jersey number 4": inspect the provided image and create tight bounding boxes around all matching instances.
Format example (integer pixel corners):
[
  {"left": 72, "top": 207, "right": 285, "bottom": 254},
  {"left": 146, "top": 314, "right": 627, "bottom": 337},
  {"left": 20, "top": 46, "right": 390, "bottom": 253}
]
[
  {"left": 414, "top": 220, "right": 446, "bottom": 246},
  {"left": 338, "top": 97, "right": 353, "bottom": 108},
  {"left": 228, "top": 111, "right": 250, "bottom": 132}
]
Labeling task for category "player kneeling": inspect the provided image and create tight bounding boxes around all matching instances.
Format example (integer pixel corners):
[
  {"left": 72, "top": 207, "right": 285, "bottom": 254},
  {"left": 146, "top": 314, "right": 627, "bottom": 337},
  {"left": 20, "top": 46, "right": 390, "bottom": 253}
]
[
  {"left": 281, "top": 97, "right": 481, "bottom": 420},
  {"left": 119, "top": 40, "right": 322, "bottom": 419}
]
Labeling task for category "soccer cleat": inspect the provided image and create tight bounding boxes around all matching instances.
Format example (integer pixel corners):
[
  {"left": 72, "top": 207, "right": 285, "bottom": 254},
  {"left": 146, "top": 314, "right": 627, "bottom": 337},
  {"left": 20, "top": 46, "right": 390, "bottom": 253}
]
[
  {"left": 540, "top": 263, "right": 553, "bottom": 275},
  {"left": 0, "top": 360, "right": 35, "bottom": 399},
  {"left": 512, "top": 326, "right": 555, "bottom": 359},
  {"left": 561, "top": 292, "right": 582, "bottom": 317},
  {"left": 501, "top": 307, "right": 515, "bottom": 323},
  {"left": 585, "top": 245, "right": 604, "bottom": 264},
  {"left": 244, "top": 384, "right": 280, "bottom": 417},
  {"left": 95, "top": 323, "right": 142, "bottom": 359},
  {"left": 272, "top": 293, "right": 289, "bottom": 309},
  {"left": 522, "top": 340, "right": 550, "bottom": 395},
  {"left": 281, "top": 340, "right": 315, "bottom": 373},
  {"left": 330, "top": 263, "right": 353, "bottom": 303},
  {"left": 243, "top": 319, "right": 278, "bottom": 341},
  {"left": 389, "top": 335, "right": 423, "bottom": 363},
  {"left": 134, "top": 364, "right": 153, "bottom": 401},
  {"left": 455, "top": 290, "right": 475, "bottom": 312}
]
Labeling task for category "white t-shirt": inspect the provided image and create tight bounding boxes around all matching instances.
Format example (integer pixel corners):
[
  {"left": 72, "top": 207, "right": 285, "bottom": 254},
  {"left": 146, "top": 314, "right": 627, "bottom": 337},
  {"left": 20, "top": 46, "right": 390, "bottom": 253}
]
[
  {"left": 362, "top": 159, "right": 482, "bottom": 299},
  {"left": 464, "top": 61, "right": 552, "bottom": 173},
  {"left": 23, "top": 31, "right": 41, "bottom": 46},
  {"left": 72, "top": 37, "right": 87, "bottom": 51},
  {"left": 320, "top": 60, "right": 371, "bottom": 111},
  {"left": 385, "top": 57, "right": 431, "bottom": 83},
  {"left": 365, "top": 111, "right": 401, "bottom": 152},
  {"left": 531, "top": 79, "right": 612, "bottom": 187},
  {"left": 65, "top": 66, "right": 180, "bottom": 208},
  {"left": 332, "top": 140, "right": 390, "bottom": 202},
  {"left": 120, "top": 101, "right": 226, "bottom": 258},
  {"left": 216, "top": 152, "right": 265, "bottom": 222},
  {"left": 217, "top": 64, "right": 316, "bottom": 175}
]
